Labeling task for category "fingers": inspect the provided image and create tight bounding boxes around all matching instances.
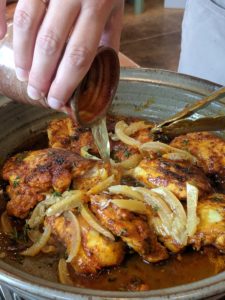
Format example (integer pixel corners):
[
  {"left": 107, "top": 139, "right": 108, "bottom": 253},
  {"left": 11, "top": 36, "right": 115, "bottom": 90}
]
[
  {"left": 13, "top": 0, "right": 47, "bottom": 82},
  {"left": 28, "top": 0, "right": 81, "bottom": 100},
  {"left": 0, "top": 0, "right": 6, "bottom": 39},
  {"left": 47, "top": 2, "right": 111, "bottom": 109},
  {"left": 100, "top": 0, "right": 124, "bottom": 52}
]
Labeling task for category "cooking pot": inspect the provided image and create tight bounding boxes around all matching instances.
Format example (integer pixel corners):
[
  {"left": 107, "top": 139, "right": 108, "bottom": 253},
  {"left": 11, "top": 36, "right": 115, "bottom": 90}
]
[{"left": 0, "top": 68, "right": 225, "bottom": 300}]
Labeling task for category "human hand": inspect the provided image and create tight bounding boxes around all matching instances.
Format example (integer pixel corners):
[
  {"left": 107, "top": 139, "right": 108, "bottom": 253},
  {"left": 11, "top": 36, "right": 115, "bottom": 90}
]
[
  {"left": 10, "top": 0, "right": 124, "bottom": 109},
  {"left": 0, "top": 0, "right": 7, "bottom": 39}
]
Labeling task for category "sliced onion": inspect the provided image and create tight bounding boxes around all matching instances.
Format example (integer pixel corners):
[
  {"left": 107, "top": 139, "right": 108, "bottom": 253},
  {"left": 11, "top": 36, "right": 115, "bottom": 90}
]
[
  {"left": 58, "top": 258, "right": 73, "bottom": 285},
  {"left": 28, "top": 193, "right": 62, "bottom": 228},
  {"left": 114, "top": 154, "right": 142, "bottom": 170},
  {"left": 28, "top": 229, "right": 42, "bottom": 243},
  {"left": 109, "top": 132, "right": 119, "bottom": 141},
  {"left": 115, "top": 121, "right": 141, "bottom": 148},
  {"left": 46, "top": 191, "right": 84, "bottom": 217},
  {"left": 186, "top": 183, "right": 199, "bottom": 237},
  {"left": 110, "top": 199, "right": 147, "bottom": 214},
  {"left": 1, "top": 211, "right": 13, "bottom": 234},
  {"left": 152, "top": 216, "right": 167, "bottom": 237},
  {"left": 151, "top": 187, "right": 187, "bottom": 222},
  {"left": 125, "top": 121, "right": 152, "bottom": 136},
  {"left": 108, "top": 185, "right": 143, "bottom": 201},
  {"left": 64, "top": 211, "right": 81, "bottom": 262},
  {"left": 134, "top": 187, "right": 173, "bottom": 234},
  {"left": 80, "top": 146, "right": 100, "bottom": 160},
  {"left": 149, "top": 187, "right": 187, "bottom": 245},
  {"left": 140, "top": 141, "right": 197, "bottom": 164},
  {"left": 21, "top": 225, "right": 51, "bottom": 256},
  {"left": 87, "top": 174, "right": 115, "bottom": 195},
  {"left": 163, "top": 152, "right": 196, "bottom": 164},
  {"left": 41, "top": 245, "right": 56, "bottom": 254},
  {"left": 80, "top": 204, "right": 115, "bottom": 241}
]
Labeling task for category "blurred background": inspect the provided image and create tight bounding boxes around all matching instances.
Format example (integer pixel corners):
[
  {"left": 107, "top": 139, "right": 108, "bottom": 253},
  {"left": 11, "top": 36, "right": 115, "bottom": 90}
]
[{"left": 121, "top": 0, "right": 184, "bottom": 71}]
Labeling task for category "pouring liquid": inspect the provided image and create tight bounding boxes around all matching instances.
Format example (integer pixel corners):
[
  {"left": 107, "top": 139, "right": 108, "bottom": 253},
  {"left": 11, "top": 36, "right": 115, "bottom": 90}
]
[{"left": 91, "top": 117, "right": 110, "bottom": 161}]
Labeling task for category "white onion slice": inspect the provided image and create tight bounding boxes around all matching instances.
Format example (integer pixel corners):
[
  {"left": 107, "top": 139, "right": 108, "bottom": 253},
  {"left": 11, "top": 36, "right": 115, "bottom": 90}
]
[
  {"left": 87, "top": 175, "right": 115, "bottom": 195},
  {"left": 110, "top": 199, "right": 147, "bottom": 214},
  {"left": 115, "top": 121, "right": 141, "bottom": 148},
  {"left": 114, "top": 154, "right": 142, "bottom": 170},
  {"left": 28, "top": 193, "right": 62, "bottom": 228},
  {"left": 58, "top": 258, "right": 73, "bottom": 285},
  {"left": 80, "top": 204, "right": 115, "bottom": 241},
  {"left": 108, "top": 185, "right": 143, "bottom": 201},
  {"left": 80, "top": 146, "right": 100, "bottom": 160},
  {"left": 21, "top": 225, "right": 51, "bottom": 256},
  {"left": 134, "top": 187, "right": 173, "bottom": 234},
  {"left": 162, "top": 152, "right": 196, "bottom": 164},
  {"left": 186, "top": 182, "right": 199, "bottom": 237},
  {"left": 124, "top": 121, "right": 152, "bottom": 136},
  {"left": 46, "top": 191, "right": 84, "bottom": 217},
  {"left": 28, "top": 229, "right": 42, "bottom": 243},
  {"left": 140, "top": 141, "right": 197, "bottom": 164},
  {"left": 151, "top": 187, "right": 186, "bottom": 222},
  {"left": 64, "top": 211, "right": 81, "bottom": 262}
]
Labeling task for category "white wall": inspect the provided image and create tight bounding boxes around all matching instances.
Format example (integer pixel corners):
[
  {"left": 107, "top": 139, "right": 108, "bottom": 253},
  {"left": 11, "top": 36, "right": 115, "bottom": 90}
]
[{"left": 164, "top": 0, "right": 187, "bottom": 8}]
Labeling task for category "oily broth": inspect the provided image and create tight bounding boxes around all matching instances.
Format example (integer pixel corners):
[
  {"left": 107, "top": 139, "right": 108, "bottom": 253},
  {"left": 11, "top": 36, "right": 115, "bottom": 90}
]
[{"left": 1, "top": 115, "right": 225, "bottom": 291}]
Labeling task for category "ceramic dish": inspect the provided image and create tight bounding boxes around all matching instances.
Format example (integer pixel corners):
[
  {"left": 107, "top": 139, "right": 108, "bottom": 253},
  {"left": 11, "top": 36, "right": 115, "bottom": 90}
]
[{"left": 0, "top": 68, "right": 224, "bottom": 300}]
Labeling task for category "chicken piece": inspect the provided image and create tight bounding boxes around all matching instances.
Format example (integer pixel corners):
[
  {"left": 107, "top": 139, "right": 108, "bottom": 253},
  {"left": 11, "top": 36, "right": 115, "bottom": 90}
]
[
  {"left": 46, "top": 214, "right": 125, "bottom": 274},
  {"left": 47, "top": 118, "right": 97, "bottom": 155},
  {"left": 90, "top": 194, "right": 168, "bottom": 263},
  {"left": 2, "top": 148, "right": 94, "bottom": 218},
  {"left": 110, "top": 141, "right": 137, "bottom": 162},
  {"left": 170, "top": 132, "right": 225, "bottom": 189},
  {"left": 132, "top": 157, "right": 212, "bottom": 200},
  {"left": 190, "top": 193, "right": 225, "bottom": 252},
  {"left": 73, "top": 161, "right": 121, "bottom": 192},
  {"left": 47, "top": 117, "right": 153, "bottom": 163}
]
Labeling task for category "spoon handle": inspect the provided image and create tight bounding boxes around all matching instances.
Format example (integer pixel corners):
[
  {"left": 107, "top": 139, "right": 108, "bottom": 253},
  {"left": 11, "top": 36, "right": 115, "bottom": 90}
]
[
  {"left": 153, "top": 116, "right": 225, "bottom": 137},
  {"left": 156, "top": 85, "right": 225, "bottom": 129}
]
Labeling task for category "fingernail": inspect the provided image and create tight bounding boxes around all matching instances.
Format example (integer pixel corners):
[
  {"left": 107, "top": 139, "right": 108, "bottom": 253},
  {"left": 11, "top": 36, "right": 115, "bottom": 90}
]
[
  {"left": 48, "top": 97, "right": 62, "bottom": 109},
  {"left": 15, "top": 67, "right": 29, "bottom": 82},
  {"left": 27, "top": 85, "right": 44, "bottom": 101}
]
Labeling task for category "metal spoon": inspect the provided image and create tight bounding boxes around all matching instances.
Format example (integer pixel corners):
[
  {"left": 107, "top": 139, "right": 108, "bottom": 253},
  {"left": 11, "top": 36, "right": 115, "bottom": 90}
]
[{"left": 152, "top": 85, "right": 225, "bottom": 136}]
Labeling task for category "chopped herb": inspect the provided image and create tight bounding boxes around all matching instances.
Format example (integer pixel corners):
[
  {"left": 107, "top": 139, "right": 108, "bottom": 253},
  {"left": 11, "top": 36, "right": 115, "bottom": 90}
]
[
  {"left": 22, "top": 223, "right": 31, "bottom": 242},
  {"left": 182, "top": 139, "right": 189, "bottom": 146},
  {"left": 11, "top": 227, "right": 19, "bottom": 241},
  {"left": 119, "top": 228, "right": 128, "bottom": 236},
  {"left": 12, "top": 176, "right": 20, "bottom": 188},
  {"left": 124, "top": 149, "right": 131, "bottom": 158},
  {"left": 152, "top": 205, "right": 159, "bottom": 212},
  {"left": 211, "top": 195, "right": 224, "bottom": 203},
  {"left": 53, "top": 191, "right": 62, "bottom": 197},
  {"left": 15, "top": 152, "right": 27, "bottom": 163}
]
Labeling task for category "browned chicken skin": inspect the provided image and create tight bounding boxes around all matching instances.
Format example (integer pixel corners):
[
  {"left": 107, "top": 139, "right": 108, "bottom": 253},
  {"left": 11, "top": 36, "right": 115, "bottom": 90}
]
[
  {"left": 132, "top": 157, "right": 212, "bottom": 200},
  {"left": 2, "top": 148, "right": 94, "bottom": 218},
  {"left": 90, "top": 193, "right": 168, "bottom": 263},
  {"left": 47, "top": 117, "right": 153, "bottom": 162},
  {"left": 46, "top": 214, "right": 125, "bottom": 274},
  {"left": 170, "top": 132, "right": 225, "bottom": 189},
  {"left": 190, "top": 193, "right": 225, "bottom": 252},
  {"left": 48, "top": 118, "right": 97, "bottom": 155}
]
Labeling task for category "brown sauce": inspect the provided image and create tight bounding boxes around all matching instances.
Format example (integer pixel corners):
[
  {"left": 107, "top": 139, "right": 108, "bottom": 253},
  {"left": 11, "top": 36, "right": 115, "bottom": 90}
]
[
  {"left": 68, "top": 250, "right": 221, "bottom": 291},
  {"left": 1, "top": 242, "right": 223, "bottom": 291}
]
